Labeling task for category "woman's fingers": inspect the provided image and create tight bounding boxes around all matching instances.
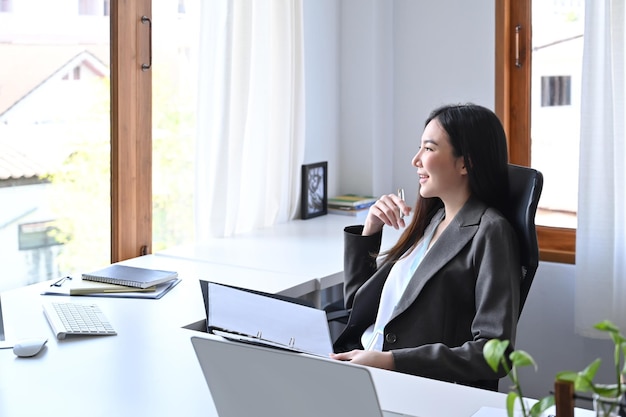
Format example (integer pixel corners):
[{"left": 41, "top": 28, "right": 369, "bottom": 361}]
[
  {"left": 362, "top": 193, "right": 410, "bottom": 235},
  {"left": 375, "top": 194, "right": 405, "bottom": 228}
]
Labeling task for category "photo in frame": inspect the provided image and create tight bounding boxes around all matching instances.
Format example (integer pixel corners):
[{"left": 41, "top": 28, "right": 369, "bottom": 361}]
[{"left": 301, "top": 162, "right": 328, "bottom": 219}]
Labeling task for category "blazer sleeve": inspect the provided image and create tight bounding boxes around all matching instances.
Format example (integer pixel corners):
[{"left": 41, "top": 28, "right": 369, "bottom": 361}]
[
  {"left": 391, "top": 211, "right": 521, "bottom": 383},
  {"left": 343, "top": 225, "right": 383, "bottom": 309}
]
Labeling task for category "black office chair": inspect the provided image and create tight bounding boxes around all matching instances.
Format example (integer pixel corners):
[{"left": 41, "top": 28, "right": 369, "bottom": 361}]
[
  {"left": 325, "top": 164, "right": 544, "bottom": 338},
  {"left": 504, "top": 163, "right": 543, "bottom": 314}
]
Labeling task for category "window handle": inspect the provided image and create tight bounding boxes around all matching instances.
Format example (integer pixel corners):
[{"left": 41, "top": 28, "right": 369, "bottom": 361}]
[
  {"left": 141, "top": 16, "right": 152, "bottom": 71},
  {"left": 515, "top": 25, "right": 522, "bottom": 68}
]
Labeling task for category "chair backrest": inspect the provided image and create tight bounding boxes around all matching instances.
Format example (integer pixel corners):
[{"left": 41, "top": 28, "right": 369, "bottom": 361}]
[{"left": 503, "top": 164, "right": 543, "bottom": 315}]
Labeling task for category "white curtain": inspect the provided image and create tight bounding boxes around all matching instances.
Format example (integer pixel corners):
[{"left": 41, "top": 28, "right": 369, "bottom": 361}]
[
  {"left": 195, "top": 1, "right": 305, "bottom": 239},
  {"left": 575, "top": 0, "right": 626, "bottom": 336}
]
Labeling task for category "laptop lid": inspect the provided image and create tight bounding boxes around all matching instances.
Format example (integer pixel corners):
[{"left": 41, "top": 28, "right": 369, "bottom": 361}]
[{"left": 191, "top": 335, "right": 400, "bottom": 417}]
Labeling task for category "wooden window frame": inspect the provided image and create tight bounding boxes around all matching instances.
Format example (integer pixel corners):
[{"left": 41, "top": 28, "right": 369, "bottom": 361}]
[
  {"left": 495, "top": 0, "right": 575, "bottom": 264},
  {"left": 110, "top": 0, "right": 152, "bottom": 262}
]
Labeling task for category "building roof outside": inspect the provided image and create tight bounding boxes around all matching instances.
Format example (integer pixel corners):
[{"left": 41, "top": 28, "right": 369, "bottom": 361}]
[
  {"left": 0, "top": 43, "right": 109, "bottom": 116},
  {"left": 0, "top": 138, "right": 51, "bottom": 185},
  {"left": 0, "top": 43, "right": 109, "bottom": 182}
]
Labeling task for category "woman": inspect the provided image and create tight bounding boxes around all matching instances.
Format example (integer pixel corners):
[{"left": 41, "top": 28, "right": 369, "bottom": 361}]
[{"left": 330, "top": 104, "right": 521, "bottom": 390}]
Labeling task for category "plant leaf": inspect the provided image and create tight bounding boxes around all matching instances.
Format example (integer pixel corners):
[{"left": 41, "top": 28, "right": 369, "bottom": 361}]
[
  {"left": 506, "top": 391, "right": 519, "bottom": 417},
  {"left": 593, "top": 384, "right": 621, "bottom": 398},
  {"left": 556, "top": 368, "right": 595, "bottom": 392},
  {"left": 581, "top": 358, "right": 602, "bottom": 382},
  {"left": 595, "top": 320, "right": 619, "bottom": 334},
  {"left": 484, "top": 339, "right": 509, "bottom": 373},
  {"left": 530, "top": 395, "right": 555, "bottom": 417},
  {"left": 510, "top": 350, "right": 537, "bottom": 370}
]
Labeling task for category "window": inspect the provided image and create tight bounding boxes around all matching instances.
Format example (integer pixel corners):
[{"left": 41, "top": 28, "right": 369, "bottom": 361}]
[
  {"left": 0, "top": 0, "right": 12, "bottom": 13},
  {"left": 62, "top": 65, "right": 83, "bottom": 81},
  {"left": 18, "top": 221, "right": 62, "bottom": 250},
  {"left": 150, "top": 0, "right": 199, "bottom": 252},
  {"left": 110, "top": 0, "right": 199, "bottom": 262},
  {"left": 0, "top": 1, "right": 111, "bottom": 291},
  {"left": 496, "top": 0, "right": 579, "bottom": 263},
  {"left": 79, "top": 0, "right": 99, "bottom": 16},
  {"left": 541, "top": 75, "right": 571, "bottom": 107},
  {"left": 2, "top": 0, "right": 187, "bottom": 291}
]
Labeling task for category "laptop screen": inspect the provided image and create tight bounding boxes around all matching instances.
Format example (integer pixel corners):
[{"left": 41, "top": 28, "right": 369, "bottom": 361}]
[{"left": 0, "top": 295, "right": 5, "bottom": 342}]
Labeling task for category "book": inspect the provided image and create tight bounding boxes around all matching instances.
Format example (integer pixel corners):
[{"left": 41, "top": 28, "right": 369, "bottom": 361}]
[
  {"left": 327, "top": 194, "right": 377, "bottom": 208},
  {"left": 328, "top": 206, "right": 370, "bottom": 217},
  {"left": 82, "top": 265, "right": 178, "bottom": 289},
  {"left": 68, "top": 279, "right": 157, "bottom": 295}
]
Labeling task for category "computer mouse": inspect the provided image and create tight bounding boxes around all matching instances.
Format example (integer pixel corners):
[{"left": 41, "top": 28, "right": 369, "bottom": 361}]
[{"left": 13, "top": 337, "right": 48, "bottom": 358}]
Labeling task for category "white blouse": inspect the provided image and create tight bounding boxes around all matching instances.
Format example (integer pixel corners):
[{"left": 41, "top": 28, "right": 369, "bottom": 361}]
[{"left": 361, "top": 214, "right": 443, "bottom": 351}]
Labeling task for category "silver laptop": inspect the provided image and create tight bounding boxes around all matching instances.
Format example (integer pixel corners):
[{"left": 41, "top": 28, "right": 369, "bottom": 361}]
[
  {"left": 0, "top": 295, "right": 5, "bottom": 343},
  {"left": 191, "top": 335, "right": 416, "bottom": 417}
]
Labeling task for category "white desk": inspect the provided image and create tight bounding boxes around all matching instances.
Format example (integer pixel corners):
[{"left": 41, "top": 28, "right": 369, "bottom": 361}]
[
  {"left": 0, "top": 255, "right": 593, "bottom": 417},
  {"left": 156, "top": 214, "right": 404, "bottom": 292}
]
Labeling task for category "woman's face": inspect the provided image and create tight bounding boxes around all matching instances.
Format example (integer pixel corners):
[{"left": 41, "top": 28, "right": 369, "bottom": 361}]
[{"left": 411, "top": 119, "right": 468, "bottom": 201}]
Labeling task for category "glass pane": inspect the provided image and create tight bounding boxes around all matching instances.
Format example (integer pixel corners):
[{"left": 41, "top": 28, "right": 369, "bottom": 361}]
[
  {"left": 151, "top": 0, "right": 200, "bottom": 251},
  {"left": 0, "top": 2, "right": 111, "bottom": 292},
  {"left": 531, "top": 0, "right": 584, "bottom": 228}
]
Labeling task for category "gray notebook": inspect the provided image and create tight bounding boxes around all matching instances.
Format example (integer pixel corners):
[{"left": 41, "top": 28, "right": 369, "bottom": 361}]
[
  {"left": 82, "top": 264, "right": 178, "bottom": 289},
  {"left": 191, "top": 336, "right": 417, "bottom": 417}
]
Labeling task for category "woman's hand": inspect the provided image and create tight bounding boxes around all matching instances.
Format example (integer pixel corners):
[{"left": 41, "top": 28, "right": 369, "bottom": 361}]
[
  {"left": 362, "top": 193, "right": 411, "bottom": 236},
  {"left": 329, "top": 350, "right": 395, "bottom": 371}
]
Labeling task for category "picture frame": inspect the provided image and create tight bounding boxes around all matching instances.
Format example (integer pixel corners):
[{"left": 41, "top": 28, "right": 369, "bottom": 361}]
[{"left": 301, "top": 161, "right": 328, "bottom": 220}]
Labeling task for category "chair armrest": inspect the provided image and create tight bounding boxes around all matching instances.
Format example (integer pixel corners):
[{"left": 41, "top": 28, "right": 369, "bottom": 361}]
[{"left": 326, "top": 308, "right": 351, "bottom": 322}]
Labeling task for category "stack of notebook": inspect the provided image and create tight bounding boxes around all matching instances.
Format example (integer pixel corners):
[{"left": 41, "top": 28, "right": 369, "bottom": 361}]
[
  {"left": 43, "top": 265, "right": 180, "bottom": 299},
  {"left": 327, "top": 194, "right": 377, "bottom": 216}
]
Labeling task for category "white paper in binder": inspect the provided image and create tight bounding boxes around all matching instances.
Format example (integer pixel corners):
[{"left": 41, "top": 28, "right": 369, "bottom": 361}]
[{"left": 205, "top": 282, "right": 334, "bottom": 357}]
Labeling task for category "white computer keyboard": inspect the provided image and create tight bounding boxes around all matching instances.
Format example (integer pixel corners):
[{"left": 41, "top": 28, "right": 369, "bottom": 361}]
[{"left": 43, "top": 302, "right": 117, "bottom": 340}]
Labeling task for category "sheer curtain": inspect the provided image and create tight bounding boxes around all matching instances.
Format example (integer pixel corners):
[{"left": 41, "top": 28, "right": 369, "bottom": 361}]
[
  {"left": 575, "top": 0, "right": 626, "bottom": 336},
  {"left": 195, "top": 1, "right": 305, "bottom": 239}
]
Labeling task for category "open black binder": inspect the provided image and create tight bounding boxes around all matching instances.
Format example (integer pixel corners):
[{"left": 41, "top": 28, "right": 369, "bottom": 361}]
[{"left": 199, "top": 281, "right": 333, "bottom": 357}]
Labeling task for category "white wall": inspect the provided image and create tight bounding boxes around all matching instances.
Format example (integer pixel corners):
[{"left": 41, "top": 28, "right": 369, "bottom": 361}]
[
  {"left": 338, "top": 0, "right": 394, "bottom": 198},
  {"left": 517, "top": 262, "right": 614, "bottom": 403},
  {"left": 391, "top": 0, "right": 495, "bottom": 205},
  {"left": 302, "top": 0, "right": 613, "bottom": 407},
  {"left": 302, "top": 0, "right": 341, "bottom": 196}
]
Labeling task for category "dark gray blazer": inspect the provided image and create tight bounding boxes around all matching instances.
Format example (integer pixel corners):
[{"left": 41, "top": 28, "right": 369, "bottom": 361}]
[{"left": 333, "top": 196, "right": 521, "bottom": 390}]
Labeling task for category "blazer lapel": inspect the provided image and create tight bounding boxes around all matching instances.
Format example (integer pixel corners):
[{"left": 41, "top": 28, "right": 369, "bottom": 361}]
[{"left": 392, "top": 197, "right": 487, "bottom": 316}]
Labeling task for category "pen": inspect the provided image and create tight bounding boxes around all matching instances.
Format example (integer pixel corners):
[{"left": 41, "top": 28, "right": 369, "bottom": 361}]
[
  {"left": 397, "top": 188, "right": 405, "bottom": 219},
  {"left": 51, "top": 276, "right": 72, "bottom": 287}
]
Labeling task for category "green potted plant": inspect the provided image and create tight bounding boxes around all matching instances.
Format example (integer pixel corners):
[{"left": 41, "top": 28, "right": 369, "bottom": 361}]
[
  {"left": 556, "top": 320, "right": 626, "bottom": 417},
  {"left": 483, "top": 339, "right": 555, "bottom": 417}
]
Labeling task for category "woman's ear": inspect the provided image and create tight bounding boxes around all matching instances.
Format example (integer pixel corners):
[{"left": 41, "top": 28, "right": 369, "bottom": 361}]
[{"left": 457, "top": 156, "right": 469, "bottom": 175}]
